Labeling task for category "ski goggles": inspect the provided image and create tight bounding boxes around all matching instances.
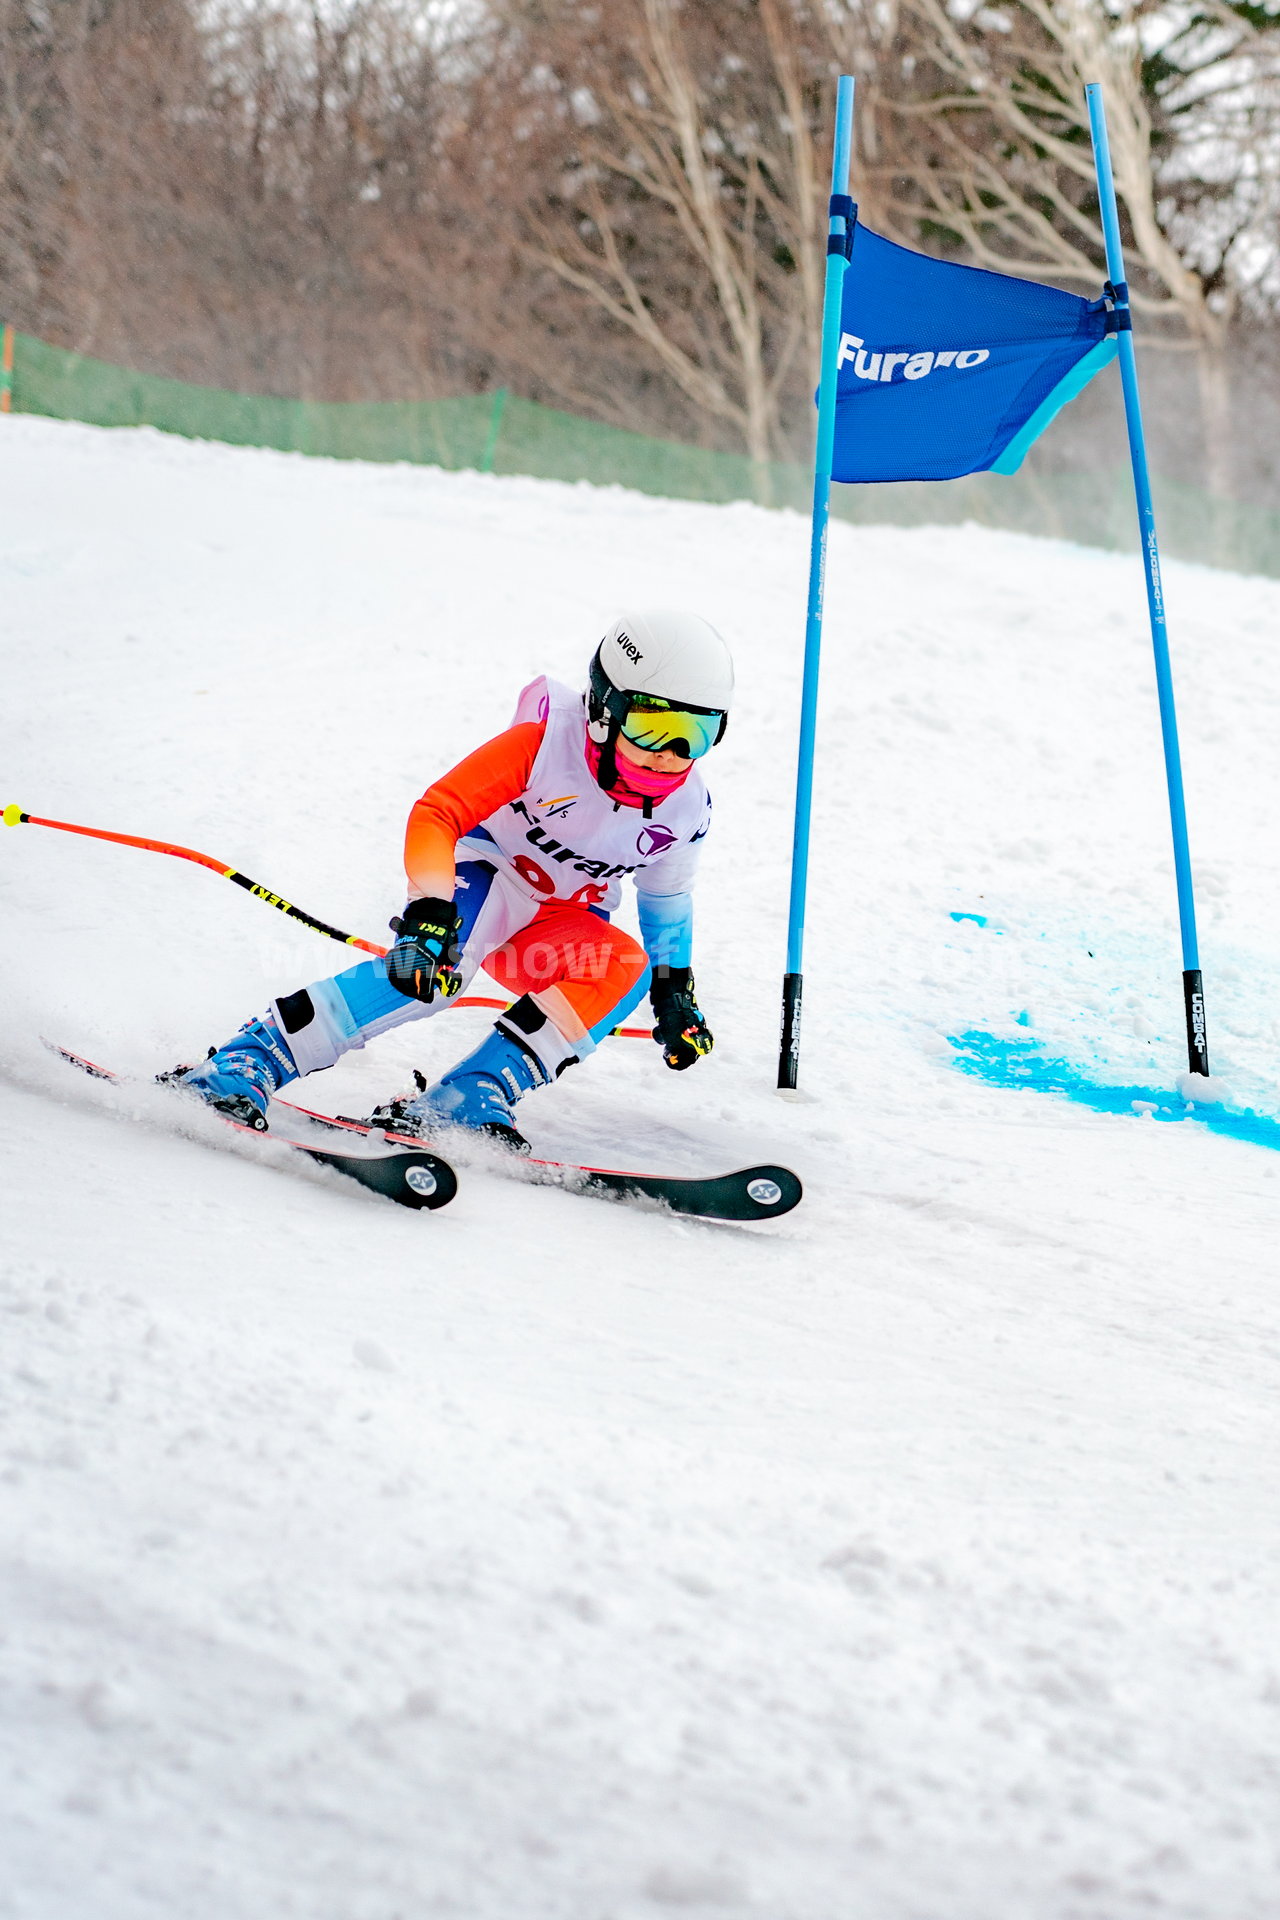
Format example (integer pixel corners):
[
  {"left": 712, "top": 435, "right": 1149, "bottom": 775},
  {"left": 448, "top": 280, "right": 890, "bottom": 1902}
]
[{"left": 618, "top": 694, "right": 726, "bottom": 761}]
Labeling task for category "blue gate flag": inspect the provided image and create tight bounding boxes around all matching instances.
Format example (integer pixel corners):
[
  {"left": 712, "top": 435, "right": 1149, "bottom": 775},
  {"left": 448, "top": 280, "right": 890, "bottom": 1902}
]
[{"left": 832, "top": 225, "right": 1118, "bottom": 483}]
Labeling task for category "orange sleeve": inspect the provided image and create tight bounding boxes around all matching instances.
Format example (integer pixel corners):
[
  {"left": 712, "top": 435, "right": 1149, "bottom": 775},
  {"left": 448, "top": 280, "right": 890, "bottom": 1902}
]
[{"left": 404, "top": 719, "right": 546, "bottom": 899}]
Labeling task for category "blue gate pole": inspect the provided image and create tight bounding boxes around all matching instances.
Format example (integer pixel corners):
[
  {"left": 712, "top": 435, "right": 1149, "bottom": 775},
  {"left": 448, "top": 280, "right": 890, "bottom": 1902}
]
[
  {"left": 1085, "top": 83, "right": 1209, "bottom": 1080},
  {"left": 778, "top": 74, "right": 856, "bottom": 1092}
]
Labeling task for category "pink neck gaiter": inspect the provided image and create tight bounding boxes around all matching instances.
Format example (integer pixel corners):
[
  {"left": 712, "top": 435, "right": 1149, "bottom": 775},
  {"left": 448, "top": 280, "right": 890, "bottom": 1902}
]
[{"left": 584, "top": 728, "right": 692, "bottom": 810}]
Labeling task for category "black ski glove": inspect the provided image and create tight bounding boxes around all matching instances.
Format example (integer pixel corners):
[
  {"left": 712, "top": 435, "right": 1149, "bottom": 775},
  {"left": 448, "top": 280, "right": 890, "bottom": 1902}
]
[
  {"left": 650, "top": 966, "right": 714, "bottom": 1071},
  {"left": 386, "top": 896, "right": 464, "bottom": 1004}
]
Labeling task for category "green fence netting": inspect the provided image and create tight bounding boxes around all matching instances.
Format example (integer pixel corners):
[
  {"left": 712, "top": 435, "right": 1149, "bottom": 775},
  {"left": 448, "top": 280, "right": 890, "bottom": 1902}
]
[{"left": 5, "top": 323, "right": 1279, "bottom": 579}]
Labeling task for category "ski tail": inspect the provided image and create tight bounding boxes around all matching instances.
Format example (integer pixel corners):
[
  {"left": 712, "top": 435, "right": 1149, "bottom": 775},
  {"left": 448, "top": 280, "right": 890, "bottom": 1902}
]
[{"left": 44, "top": 1041, "right": 457, "bottom": 1211}]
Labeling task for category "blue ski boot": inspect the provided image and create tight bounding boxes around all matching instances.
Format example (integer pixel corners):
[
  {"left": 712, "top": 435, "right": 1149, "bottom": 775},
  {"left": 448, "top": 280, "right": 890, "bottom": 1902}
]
[
  {"left": 169, "top": 1014, "right": 299, "bottom": 1131},
  {"left": 373, "top": 1015, "right": 559, "bottom": 1153}
]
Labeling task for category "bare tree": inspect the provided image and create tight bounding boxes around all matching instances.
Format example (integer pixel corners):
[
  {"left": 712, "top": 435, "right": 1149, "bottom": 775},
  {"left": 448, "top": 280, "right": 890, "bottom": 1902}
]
[
  {"left": 1, "top": 0, "right": 483, "bottom": 399},
  {"left": 474, "top": 0, "right": 846, "bottom": 480},
  {"left": 854, "top": 0, "right": 1280, "bottom": 495},
  {"left": 6, "top": 0, "right": 1278, "bottom": 504},
  {"left": 0, "top": 0, "right": 142, "bottom": 346}
]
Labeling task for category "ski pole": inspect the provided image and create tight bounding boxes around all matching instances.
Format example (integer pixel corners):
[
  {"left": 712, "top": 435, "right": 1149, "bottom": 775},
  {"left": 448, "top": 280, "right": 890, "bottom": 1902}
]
[
  {"left": 2, "top": 803, "right": 651, "bottom": 1036},
  {"left": 3, "top": 801, "right": 387, "bottom": 954}
]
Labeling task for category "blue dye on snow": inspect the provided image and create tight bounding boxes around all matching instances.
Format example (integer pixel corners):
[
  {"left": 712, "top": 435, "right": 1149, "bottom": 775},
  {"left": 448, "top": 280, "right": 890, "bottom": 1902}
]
[
  {"left": 948, "top": 1030, "right": 1280, "bottom": 1153},
  {"left": 949, "top": 912, "right": 988, "bottom": 927}
]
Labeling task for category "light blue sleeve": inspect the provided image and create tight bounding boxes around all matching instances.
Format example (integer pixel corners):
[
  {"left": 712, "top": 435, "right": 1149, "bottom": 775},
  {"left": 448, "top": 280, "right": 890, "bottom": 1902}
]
[{"left": 636, "top": 889, "right": 693, "bottom": 970}]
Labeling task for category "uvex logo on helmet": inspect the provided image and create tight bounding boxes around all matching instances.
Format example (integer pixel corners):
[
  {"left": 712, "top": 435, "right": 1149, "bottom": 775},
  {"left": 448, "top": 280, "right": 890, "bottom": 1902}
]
[
  {"left": 837, "top": 334, "right": 991, "bottom": 384},
  {"left": 615, "top": 632, "right": 644, "bottom": 665}
]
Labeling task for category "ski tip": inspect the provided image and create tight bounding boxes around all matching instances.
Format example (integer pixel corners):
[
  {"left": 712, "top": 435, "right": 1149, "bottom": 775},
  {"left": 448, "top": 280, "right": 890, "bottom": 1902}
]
[
  {"left": 567, "top": 1161, "right": 803, "bottom": 1223},
  {"left": 306, "top": 1145, "right": 458, "bottom": 1211},
  {"left": 402, "top": 1154, "right": 458, "bottom": 1210},
  {"left": 735, "top": 1165, "right": 803, "bottom": 1220}
]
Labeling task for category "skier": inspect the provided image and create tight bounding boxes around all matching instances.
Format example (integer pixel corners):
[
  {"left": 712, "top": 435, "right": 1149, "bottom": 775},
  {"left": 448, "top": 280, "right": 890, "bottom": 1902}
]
[{"left": 176, "top": 609, "right": 733, "bottom": 1151}]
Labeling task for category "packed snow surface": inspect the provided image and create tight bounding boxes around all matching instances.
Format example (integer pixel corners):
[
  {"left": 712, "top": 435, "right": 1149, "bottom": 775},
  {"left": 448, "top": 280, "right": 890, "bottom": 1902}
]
[{"left": 3, "top": 416, "right": 1280, "bottom": 1920}]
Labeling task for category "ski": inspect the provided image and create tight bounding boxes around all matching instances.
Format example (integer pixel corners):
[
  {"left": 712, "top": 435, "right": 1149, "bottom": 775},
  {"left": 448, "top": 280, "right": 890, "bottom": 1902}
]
[
  {"left": 44, "top": 1044, "right": 458, "bottom": 1212},
  {"left": 279, "top": 1096, "right": 803, "bottom": 1223},
  {"left": 526, "top": 1156, "right": 803, "bottom": 1222},
  {"left": 45, "top": 1043, "right": 801, "bottom": 1222}
]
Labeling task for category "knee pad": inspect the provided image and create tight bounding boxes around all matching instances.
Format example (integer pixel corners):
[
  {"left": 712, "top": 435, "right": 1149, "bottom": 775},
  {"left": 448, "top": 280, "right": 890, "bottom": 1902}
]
[
  {"left": 270, "top": 978, "right": 361, "bottom": 1076},
  {"left": 497, "top": 993, "right": 589, "bottom": 1079}
]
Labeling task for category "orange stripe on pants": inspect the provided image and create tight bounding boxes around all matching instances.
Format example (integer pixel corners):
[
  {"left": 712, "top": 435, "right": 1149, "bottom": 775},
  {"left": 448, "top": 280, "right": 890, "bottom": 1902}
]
[{"left": 486, "top": 905, "right": 647, "bottom": 1033}]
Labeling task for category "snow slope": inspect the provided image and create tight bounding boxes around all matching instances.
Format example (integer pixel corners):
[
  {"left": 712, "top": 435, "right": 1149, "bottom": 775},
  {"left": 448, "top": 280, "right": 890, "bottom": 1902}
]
[{"left": 3, "top": 416, "right": 1280, "bottom": 1920}]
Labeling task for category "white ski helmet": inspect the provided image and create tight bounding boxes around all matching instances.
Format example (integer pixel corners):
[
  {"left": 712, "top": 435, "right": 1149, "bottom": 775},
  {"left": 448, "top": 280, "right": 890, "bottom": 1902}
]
[
  {"left": 587, "top": 609, "right": 733, "bottom": 793},
  {"left": 594, "top": 608, "right": 734, "bottom": 714}
]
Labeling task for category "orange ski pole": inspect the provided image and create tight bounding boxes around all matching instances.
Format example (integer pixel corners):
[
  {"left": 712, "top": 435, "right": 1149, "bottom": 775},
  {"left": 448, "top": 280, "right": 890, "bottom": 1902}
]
[
  {"left": 4, "top": 802, "right": 387, "bottom": 954},
  {"left": 2, "top": 804, "right": 652, "bottom": 1036}
]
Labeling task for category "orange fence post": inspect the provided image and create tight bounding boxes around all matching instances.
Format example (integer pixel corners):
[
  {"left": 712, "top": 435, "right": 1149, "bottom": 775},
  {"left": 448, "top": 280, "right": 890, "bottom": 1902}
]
[{"left": 1, "top": 325, "right": 13, "bottom": 414}]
